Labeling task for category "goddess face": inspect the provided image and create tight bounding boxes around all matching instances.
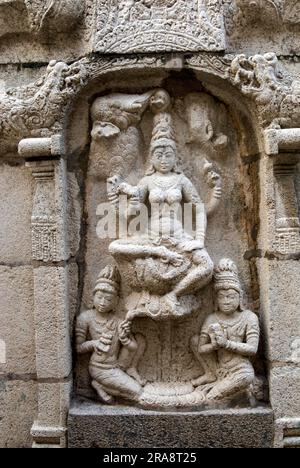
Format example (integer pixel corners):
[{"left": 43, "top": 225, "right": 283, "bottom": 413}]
[
  {"left": 152, "top": 145, "right": 176, "bottom": 174},
  {"left": 217, "top": 288, "right": 240, "bottom": 315},
  {"left": 94, "top": 287, "right": 117, "bottom": 314}
]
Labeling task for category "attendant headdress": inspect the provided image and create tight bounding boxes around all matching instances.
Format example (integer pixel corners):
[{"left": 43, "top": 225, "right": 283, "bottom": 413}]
[
  {"left": 94, "top": 265, "right": 120, "bottom": 295},
  {"left": 214, "top": 258, "right": 244, "bottom": 310}
]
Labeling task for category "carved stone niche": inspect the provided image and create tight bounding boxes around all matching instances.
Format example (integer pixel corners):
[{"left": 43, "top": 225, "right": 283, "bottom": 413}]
[
  {"left": 74, "top": 77, "right": 266, "bottom": 414},
  {"left": 94, "top": 0, "right": 226, "bottom": 53}
]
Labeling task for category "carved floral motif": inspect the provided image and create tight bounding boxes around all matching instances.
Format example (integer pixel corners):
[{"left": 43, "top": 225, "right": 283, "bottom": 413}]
[
  {"left": 0, "top": 60, "right": 87, "bottom": 153},
  {"left": 94, "top": 0, "right": 225, "bottom": 53}
]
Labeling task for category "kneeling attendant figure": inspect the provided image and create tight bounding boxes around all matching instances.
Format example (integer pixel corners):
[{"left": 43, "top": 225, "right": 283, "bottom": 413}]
[
  {"left": 76, "top": 265, "right": 145, "bottom": 404},
  {"left": 191, "top": 258, "right": 260, "bottom": 401}
]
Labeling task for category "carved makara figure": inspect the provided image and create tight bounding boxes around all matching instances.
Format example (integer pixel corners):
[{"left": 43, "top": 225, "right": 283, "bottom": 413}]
[
  {"left": 191, "top": 259, "right": 260, "bottom": 400},
  {"left": 90, "top": 92, "right": 153, "bottom": 178},
  {"left": 231, "top": 52, "right": 300, "bottom": 128},
  {"left": 76, "top": 266, "right": 146, "bottom": 404},
  {"left": 107, "top": 89, "right": 220, "bottom": 321}
]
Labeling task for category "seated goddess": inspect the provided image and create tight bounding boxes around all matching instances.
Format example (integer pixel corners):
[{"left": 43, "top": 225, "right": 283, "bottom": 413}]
[{"left": 107, "top": 91, "right": 218, "bottom": 320}]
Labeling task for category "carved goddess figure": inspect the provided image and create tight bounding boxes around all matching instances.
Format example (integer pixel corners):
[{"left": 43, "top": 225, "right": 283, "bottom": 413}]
[
  {"left": 76, "top": 266, "right": 145, "bottom": 404},
  {"left": 190, "top": 258, "right": 260, "bottom": 400},
  {"left": 108, "top": 90, "right": 218, "bottom": 319}
]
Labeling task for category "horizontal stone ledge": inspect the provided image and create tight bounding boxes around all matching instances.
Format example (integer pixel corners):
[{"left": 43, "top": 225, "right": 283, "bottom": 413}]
[
  {"left": 18, "top": 135, "right": 64, "bottom": 159},
  {"left": 69, "top": 400, "right": 274, "bottom": 449},
  {"left": 264, "top": 129, "right": 300, "bottom": 156}
]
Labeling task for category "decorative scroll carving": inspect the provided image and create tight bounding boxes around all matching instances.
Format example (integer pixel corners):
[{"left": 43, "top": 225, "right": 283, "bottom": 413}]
[
  {"left": 231, "top": 53, "right": 300, "bottom": 129},
  {"left": 94, "top": 0, "right": 225, "bottom": 53},
  {"left": 185, "top": 53, "right": 232, "bottom": 80},
  {"left": 1, "top": 52, "right": 299, "bottom": 155},
  {"left": 0, "top": 60, "right": 87, "bottom": 153}
]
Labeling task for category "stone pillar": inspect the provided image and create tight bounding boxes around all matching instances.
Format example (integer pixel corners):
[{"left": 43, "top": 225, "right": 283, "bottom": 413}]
[
  {"left": 19, "top": 136, "right": 75, "bottom": 448},
  {"left": 258, "top": 129, "right": 300, "bottom": 448}
]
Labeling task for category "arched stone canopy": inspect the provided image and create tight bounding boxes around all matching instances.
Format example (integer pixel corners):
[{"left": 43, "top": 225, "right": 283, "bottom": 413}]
[{"left": 63, "top": 54, "right": 260, "bottom": 162}]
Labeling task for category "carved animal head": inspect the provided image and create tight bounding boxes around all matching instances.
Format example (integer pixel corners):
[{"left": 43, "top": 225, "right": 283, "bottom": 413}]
[{"left": 91, "top": 92, "right": 153, "bottom": 141}]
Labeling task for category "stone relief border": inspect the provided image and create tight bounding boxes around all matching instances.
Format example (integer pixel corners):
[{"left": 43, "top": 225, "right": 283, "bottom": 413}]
[
  {"left": 0, "top": 51, "right": 298, "bottom": 446},
  {"left": 94, "top": 0, "right": 226, "bottom": 53},
  {"left": 1, "top": 51, "right": 300, "bottom": 153}
]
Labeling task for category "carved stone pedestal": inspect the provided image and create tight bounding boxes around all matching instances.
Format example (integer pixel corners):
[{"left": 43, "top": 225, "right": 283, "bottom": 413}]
[{"left": 68, "top": 399, "right": 274, "bottom": 449}]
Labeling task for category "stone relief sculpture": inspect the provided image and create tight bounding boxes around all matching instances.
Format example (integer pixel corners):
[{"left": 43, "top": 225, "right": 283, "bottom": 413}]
[
  {"left": 94, "top": 0, "right": 225, "bottom": 53},
  {"left": 231, "top": 52, "right": 300, "bottom": 129},
  {"left": 191, "top": 258, "right": 260, "bottom": 401},
  {"left": 107, "top": 89, "right": 219, "bottom": 321},
  {"left": 76, "top": 265, "right": 146, "bottom": 404},
  {"left": 90, "top": 92, "right": 153, "bottom": 178},
  {"left": 0, "top": 59, "right": 87, "bottom": 153},
  {"left": 75, "top": 86, "right": 263, "bottom": 409},
  {"left": 76, "top": 260, "right": 260, "bottom": 407}
]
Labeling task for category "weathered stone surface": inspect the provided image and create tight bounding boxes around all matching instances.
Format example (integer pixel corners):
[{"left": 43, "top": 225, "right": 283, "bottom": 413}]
[
  {"left": 270, "top": 366, "right": 300, "bottom": 419},
  {"left": 35, "top": 381, "right": 72, "bottom": 428},
  {"left": 33, "top": 264, "right": 78, "bottom": 380},
  {"left": 0, "top": 266, "right": 35, "bottom": 375},
  {"left": 67, "top": 172, "right": 82, "bottom": 260},
  {"left": 0, "top": 379, "right": 37, "bottom": 448},
  {"left": 68, "top": 400, "right": 274, "bottom": 448},
  {"left": 1, "top": 0, "right": 300, "bottom": 450},
  {"left": 258, "top": 259, "right": 300, "bottom": 363},
  {"left": 0, "top": 165, "right": 33, "bottom": 264}
]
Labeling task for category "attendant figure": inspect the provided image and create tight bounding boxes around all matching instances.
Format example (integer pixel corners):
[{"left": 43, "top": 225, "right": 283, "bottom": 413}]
[
  {"left": 190, "top": 258, "right": 260, "bottom": 400},
  {"left": 76, "top": 266, "right": 146, "bottom": 404}
]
